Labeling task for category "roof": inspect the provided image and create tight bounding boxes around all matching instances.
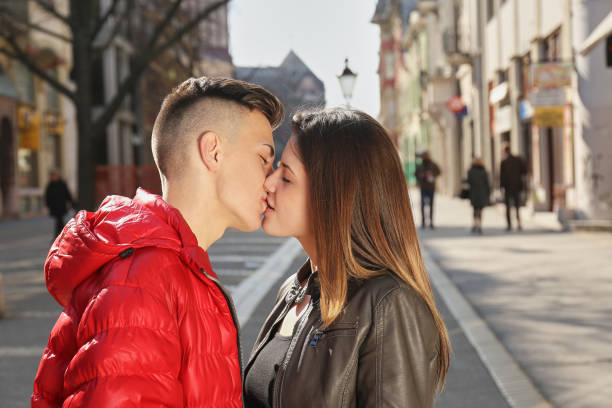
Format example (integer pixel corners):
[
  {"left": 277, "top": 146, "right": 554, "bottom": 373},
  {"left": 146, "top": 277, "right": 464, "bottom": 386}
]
[
  {"left": 234, "top": 50, "right": 325, "bottom": 100},
  {"left": 580, "top": 11, "right": 612, "bottom": 55},
  {"left": 371, "top": 0, "right": 417, "bottom": 29}
]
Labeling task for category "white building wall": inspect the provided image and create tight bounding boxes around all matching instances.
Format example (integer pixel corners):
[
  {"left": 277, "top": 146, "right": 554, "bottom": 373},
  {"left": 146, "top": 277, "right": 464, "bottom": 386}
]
[
  {"left": 572, "top": 0, "right": 612, "bottom": 219},
  {"left": 486, "top": 17, "right": 499, "bottom": 79},
  {"left": 517, "top": 0, "right": 536, "bottom": 54},
  {"left": 500, "top": 0, "right": 517, "bottom": 60},
  {"left": 541, "top": 0, "right": 565, "bottom": 37}
]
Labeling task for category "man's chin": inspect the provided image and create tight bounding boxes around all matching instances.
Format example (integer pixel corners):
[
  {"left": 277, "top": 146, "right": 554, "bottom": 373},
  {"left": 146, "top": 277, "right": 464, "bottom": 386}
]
[{"left": 231, "top": 217, "right": 262, "bottom": 232}]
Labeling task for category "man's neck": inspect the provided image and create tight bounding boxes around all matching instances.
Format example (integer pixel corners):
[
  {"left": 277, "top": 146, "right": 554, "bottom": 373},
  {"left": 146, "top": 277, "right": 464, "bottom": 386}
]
[{"left": 164, "top": 184, "right": 227, "bottom": 251}]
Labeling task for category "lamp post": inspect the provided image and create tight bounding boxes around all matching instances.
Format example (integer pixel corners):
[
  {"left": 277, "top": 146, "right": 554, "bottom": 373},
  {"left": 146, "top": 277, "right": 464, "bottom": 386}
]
[{"left": 337, "top": 58, "right": 357, "bottom": 108}]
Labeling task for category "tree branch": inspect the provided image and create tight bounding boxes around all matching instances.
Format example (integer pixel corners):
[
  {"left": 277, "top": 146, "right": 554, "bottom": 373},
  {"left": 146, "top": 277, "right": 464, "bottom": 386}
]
[
  {"left": 91, "top": 1, "right": 133, "bottom": 57},
  {"left": 93, "top": 0, "right": 229, "bottom": 137},
  {"left": 152, "top": 0, "right": 228, "bottom": 59},
  {"left": 143, "top": 0, "right": 185, "bottom": 55},
  {"left": 90, "top": 0, "right": 122, "bottom": 42},
  {"left": 31, "top": 0, "right": 72, "bottom": 27},
  {"left": 0, "top": 8, "right": 72, "bottom": 43},
  {"left": 0, "top": 33, "right": 76, "bottom": 101}
]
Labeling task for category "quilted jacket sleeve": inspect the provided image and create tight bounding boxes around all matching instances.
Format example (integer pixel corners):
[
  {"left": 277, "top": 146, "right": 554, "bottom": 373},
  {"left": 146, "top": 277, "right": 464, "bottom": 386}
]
[
  {"left": 356, "top": 287, "right": 440, "bottom": 408},
  {"left": 32, "top": 252, "right": 185, "bottom": 408}
]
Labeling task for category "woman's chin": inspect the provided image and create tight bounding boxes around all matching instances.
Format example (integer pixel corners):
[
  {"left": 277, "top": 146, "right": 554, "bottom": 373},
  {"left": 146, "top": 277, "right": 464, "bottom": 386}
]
[{"left": 262, "top": 218, "right": 290, "bottom": 237}]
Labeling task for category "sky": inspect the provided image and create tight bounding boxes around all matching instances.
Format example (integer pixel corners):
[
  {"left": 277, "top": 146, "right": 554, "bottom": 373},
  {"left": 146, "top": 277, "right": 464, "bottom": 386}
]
[{"left": 228, "top": 0, "right": 381, "bottom": 118}]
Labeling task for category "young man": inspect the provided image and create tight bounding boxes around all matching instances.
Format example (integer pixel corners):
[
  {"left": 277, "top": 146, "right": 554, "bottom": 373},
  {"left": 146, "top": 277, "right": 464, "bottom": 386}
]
[
  {"left": 44, "top": 170, "right": 74, "bottom": 237},
  {"left": 415, "top": 151, "right": 441, "bottom": 229},
  {"left": 31, "top": 77, "right": 283, "bottom": 407},
  {"left": 500, "top": 145, "right": 527, "bottom": 231}
]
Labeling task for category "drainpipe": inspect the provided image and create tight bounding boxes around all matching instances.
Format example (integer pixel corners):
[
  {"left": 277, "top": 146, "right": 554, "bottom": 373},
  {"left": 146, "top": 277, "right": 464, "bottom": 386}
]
[{"left": 0, "top": 272, "right": 5, "bottom": 319}]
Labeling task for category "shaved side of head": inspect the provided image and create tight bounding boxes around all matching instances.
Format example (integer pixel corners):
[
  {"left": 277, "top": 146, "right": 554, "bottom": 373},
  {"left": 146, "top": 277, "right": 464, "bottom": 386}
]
[{"left": 152, "top": 77, "right": 283, "bottom": 181}]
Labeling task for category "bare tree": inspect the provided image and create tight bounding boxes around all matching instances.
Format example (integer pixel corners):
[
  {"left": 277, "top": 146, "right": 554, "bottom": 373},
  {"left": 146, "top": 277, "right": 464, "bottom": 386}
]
[{"left": 0, "top": 0, "right": 229, "bottom": 209}]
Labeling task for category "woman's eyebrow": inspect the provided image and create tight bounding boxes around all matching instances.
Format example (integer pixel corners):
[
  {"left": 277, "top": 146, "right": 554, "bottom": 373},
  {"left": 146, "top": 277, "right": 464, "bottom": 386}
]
[{"left": 280, "top": 162, "right": 295, "bottom": 175}]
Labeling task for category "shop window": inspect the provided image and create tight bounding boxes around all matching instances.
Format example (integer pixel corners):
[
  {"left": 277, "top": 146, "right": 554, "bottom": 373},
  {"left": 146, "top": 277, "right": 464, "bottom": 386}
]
[
  {"left": 18, "top": 149, "right": 38, "bottom": 187},
  {"left": 46, "top": 69, "right": 60, "bottom": 111},
  {"left": 13, "top": 61, "right": 35, "bottom": 104}
]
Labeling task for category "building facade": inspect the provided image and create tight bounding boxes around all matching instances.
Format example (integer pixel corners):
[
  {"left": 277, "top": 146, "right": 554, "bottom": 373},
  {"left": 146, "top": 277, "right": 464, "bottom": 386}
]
[
  {"left": 234, "top": 50, "right": 326, "bottom": 159},
  {"left": 379, "top": 0, "right": 612, "bottom": 222},
  {"left": 0, "top": 0, "right": 77, "bottom": 219}
]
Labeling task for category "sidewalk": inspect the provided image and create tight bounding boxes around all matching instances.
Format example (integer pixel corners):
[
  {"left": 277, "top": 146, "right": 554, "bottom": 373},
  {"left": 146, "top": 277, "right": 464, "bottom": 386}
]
[{"left": 415, "top": 191, "right": 612, "bottom": 408}]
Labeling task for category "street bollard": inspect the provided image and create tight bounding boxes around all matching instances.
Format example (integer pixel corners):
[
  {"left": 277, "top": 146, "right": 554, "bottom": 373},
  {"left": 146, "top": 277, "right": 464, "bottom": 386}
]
[{"left": 0, "top": 272, "right": 5, "bottom": 319}]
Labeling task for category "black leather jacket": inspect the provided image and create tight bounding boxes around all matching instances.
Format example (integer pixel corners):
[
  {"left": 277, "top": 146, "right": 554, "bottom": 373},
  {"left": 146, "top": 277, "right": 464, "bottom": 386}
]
[{"left": 244, "top": 262, "right": 440, "bottom": 407}]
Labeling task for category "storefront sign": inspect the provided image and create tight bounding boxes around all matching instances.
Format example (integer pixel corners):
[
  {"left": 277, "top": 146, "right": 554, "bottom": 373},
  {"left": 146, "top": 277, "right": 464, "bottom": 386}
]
[
  {"left": 45, "top": 113, "right": 64, "bottom": 135},
  {"left": 17, "top": 106, "right": 40, "bottom": 151},
  {"left": 531, "top": 62, "right": 572, "bottom": 89},
  {"left": 447, "top": 95, "right": 466, "bottom": 114},
  {"left": 531, "top": 88, "right": 566, "bottom": 107},
  {"left": 519, "top": 100, "right": 534, "bottom": 120},
  {"left": 534, "top": 106, "right": 565, "bottom": 127}
]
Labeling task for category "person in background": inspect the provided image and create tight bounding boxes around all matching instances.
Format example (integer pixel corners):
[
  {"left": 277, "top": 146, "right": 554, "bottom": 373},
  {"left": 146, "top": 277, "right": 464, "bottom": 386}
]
[
  {"left": 44, "top": 169, "right": 74, "bottom": 237},
  {"left": 500, "top": 145, "right": 527, "bottom": 231},
  {"left": 467, "top": 158, "right": 490, "bottom": 234},
  {"left": 415, "top": 151, "right": 441, "bottom": 229}
]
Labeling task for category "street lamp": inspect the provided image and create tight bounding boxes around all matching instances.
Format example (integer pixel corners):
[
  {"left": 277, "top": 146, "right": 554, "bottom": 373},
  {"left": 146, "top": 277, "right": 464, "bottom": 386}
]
[{"left": 337, "top": 58, "right": 357, "bottom": 108}]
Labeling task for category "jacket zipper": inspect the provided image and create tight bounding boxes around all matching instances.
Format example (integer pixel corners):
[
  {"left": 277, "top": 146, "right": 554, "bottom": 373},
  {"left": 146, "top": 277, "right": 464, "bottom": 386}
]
[
  {"left": 274, "top": 301, "right": 316, "bottom": 407},
  {"left": 244, "top": 274, "right": 306, "bottom": 375},
  {"left": 309, "top": 319, "right": 360, "bottom": 347},
  {"left": 200, "top": 269, "right": 244, "bottom": 402}
]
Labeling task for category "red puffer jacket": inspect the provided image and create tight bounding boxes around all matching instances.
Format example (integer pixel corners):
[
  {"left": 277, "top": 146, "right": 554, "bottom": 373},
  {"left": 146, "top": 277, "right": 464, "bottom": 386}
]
[{"left": 31, "top": 188, "right": 242, "bottom": 407}]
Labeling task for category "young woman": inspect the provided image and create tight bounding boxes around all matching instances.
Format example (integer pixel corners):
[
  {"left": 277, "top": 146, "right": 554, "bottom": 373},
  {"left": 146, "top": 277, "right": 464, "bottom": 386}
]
[
  {"left": 467, "top": 157, "right": 491, "bottom": 234},
  {"left": 243, "top": 108, "right": 450, "bottom": 407}
]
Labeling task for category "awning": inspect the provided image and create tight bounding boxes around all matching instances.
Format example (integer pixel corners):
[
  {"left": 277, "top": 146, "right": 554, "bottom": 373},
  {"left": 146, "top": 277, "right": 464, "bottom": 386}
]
[
  {"left": 489, "top": 82, "right": 508, "bottom": 104},
  {"left": 580, "top": 11, "right": 612, "bottom": 55}
]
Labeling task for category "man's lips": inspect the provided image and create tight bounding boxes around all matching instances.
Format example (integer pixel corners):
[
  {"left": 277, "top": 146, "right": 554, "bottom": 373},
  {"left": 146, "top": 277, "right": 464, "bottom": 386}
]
[{"left": 265, "top": 199, "right": 275, "bottom": 210}]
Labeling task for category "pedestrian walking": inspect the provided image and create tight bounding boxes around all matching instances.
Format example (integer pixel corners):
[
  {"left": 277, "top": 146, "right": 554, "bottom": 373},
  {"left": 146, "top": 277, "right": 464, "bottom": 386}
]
[
  {"left": 467, "top": 157, "right": 491, "bottom": 234},
  {"left": 32, "top": 77, "right": 283, "bottom": 407},
  {"left": 500, "top": 145, "right": 527, "bottom": 231},
  {"left": 44, "top": 170, "right": 74, "bottom": 237},
  {"left": 415, "top": 151, "right": 441, "bottom": 229},
  {"left": 244, "top": 108, "right": 450, "bottom": 408}
]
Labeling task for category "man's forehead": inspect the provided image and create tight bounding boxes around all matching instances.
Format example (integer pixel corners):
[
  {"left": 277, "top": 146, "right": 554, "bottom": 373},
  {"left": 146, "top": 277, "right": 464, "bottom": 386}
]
[{"left": 240, "top": 109, "right": 274, "bottom": 143}]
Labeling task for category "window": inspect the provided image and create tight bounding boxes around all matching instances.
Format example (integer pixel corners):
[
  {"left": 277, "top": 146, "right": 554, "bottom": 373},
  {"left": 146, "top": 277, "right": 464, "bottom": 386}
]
[
  {"left": 385, "top": 53, "right": 395, "bottom": 79},
  {"left": 487, "top": 0, "right": 495, "bottom": 21},
  {"left": 13, "top": 62, "right": 35, "bottom": 104},
  {"left": 387, "top": 99, "right": 396, "bottom": 129},
  {"left": 519, "top": 53, "right": 531, "bottom": 96},
  {"left": 46, "top": 69, "right": 60, "bottom": 111},
  {"left": 541, "top": 29, "right": 561, "bottom": 62}
]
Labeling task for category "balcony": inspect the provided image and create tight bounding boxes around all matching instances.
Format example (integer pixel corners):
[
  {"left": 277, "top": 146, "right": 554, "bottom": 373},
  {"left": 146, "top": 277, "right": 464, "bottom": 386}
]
[
  {"left": 443, "top": 29, "right": 473, "bottom": 66},
  {"left": 417, "top": 0, "right": 438, "bottom": 14}
]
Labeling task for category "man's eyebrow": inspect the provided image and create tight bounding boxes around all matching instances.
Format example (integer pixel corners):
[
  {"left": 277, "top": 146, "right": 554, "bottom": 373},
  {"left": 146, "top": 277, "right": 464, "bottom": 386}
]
[
  {"left": 281, "top": 162, "right": 295, "bottom": 175},
  {"left": 263, "top": 143, "right": 275, "bottom": 158}
]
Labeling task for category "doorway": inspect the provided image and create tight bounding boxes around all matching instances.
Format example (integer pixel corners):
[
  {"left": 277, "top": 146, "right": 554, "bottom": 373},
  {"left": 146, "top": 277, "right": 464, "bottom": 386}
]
[{"left": 1, "top": 117, "right": 14, "bottom": 216}]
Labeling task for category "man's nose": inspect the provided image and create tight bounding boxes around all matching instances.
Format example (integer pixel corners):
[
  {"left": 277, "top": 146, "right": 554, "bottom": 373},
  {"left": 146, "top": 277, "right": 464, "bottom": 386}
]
[{"left": 264, "top": 169, "right": 278, "bottom": 193}]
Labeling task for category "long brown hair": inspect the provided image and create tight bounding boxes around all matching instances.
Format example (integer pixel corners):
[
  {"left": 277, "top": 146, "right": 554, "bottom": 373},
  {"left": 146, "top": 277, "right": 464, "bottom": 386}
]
[{"left": 292, "top": 108, "right": 450, "bottom": 389}]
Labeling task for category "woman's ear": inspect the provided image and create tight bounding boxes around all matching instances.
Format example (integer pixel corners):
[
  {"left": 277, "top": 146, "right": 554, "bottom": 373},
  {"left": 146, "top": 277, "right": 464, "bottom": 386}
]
[{"left": 198, "top": 131, "right": 223, "bottom": 171}]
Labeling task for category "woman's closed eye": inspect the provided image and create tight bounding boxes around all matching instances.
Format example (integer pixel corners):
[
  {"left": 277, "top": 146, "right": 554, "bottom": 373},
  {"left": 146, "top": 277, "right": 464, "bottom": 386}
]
[{"left": 282, "top": 177, "right": 291, "bottom": 183}]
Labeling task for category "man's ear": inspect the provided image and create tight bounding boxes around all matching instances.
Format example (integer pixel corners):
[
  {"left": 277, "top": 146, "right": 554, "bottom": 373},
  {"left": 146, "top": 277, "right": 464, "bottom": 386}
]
[{"left": 198, "top": 131, "right": 223, "bottom": 171}]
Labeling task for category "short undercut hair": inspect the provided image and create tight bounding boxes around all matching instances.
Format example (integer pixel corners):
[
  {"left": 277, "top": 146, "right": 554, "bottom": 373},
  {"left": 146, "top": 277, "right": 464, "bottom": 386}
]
[{"left": 152, "top": 76, "right": 283, "bottom": 178}]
